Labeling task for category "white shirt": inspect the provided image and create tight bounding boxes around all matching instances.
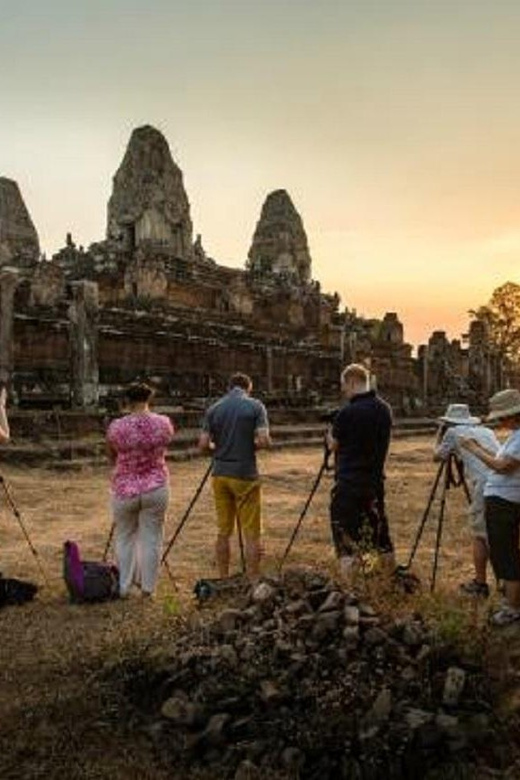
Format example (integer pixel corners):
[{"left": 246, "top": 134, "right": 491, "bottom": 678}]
[
  {"left": 436, "top": 424, "right": 499, "bottom": 490},
  {"left": 484, "top": 428, "right": 520, "bottom": 503}
]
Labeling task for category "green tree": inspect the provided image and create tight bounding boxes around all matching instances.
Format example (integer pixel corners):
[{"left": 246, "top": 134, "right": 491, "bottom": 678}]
[{"left": 470, "top": 281, "right": 520, "bottom": 366}]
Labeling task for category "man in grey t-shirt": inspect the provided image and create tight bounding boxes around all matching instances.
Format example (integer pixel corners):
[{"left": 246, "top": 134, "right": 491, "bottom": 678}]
[{"left": 199, "top": 373, "right": 270, "bottom": 579}]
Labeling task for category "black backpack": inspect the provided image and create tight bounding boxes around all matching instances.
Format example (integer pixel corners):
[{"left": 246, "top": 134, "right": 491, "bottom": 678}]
[
  {"left": 0, "top": 574, "right": 38, "bottom": 608},
  {"left": 63, "top": 540, "right": 119, "bottom": 604}
]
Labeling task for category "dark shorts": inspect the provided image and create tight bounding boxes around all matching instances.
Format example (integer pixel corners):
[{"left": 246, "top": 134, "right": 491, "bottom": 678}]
[
  {"left": 330, "top": 482, "right": 393, "bottom": 557},
  {"left": 485, "top": 496, "right": 520, "bottom": 581}
]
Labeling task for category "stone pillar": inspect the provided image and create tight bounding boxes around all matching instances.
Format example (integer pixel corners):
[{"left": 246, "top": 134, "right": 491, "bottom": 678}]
[
  {"left": 266, "top": 346, "right": 273, "bottom": 393},
  {"left": 69, "top": 281, "right": 99, "bottom": 407},
  {"left": 423, "top": 346, "right": 428, "bottom": 405},
  {"left": 0, "top": 269, "right": 19, "bottom": 384}
]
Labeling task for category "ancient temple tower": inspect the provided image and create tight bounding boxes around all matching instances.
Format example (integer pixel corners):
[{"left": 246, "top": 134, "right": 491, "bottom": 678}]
[
  {"left": 0, "top": 177, "right": 40, "bottom": 266},
  {"left": 247, "top": 189, "right": 312, "bottom": 284},
  {"left": 106, "top": 125, "right": 194, "bottom": 259},
  {"left": 379, "top": 312, "right": 404, "bottom": 345}
]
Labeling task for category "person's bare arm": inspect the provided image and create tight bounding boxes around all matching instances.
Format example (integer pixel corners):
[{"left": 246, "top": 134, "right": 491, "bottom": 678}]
[
  {"left": 326, "top": 428, "right": 338, "bottom": 453},
  {"left": 255, "top": 427, "right": 271, "bottom": 449},
  {"left": 254, "top": 401, "right": 271, "bottom": 449},
  {"left": 0, "top": 387, "right": 10, "bottom": 444},
  {"left": 106, "top": 440, "right": 117, "bottom": 463},
  {"left": 461, "top": 437, "right": 520, "bottom": 474},
  {"left": 198, "top": 431, "right": 214, "bottom": 453}
]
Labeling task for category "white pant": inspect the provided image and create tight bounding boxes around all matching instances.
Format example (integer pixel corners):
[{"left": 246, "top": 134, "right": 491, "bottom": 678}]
[{"left": 112, "top": 485, "right": 169, "bottom": 596}]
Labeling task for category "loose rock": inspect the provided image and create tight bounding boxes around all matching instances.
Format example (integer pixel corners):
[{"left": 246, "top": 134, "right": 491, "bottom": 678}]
[
  {"left": 443, "top": 667, "right": 466, "bottom": 707},
  {"left": 119, "top": 568, "right": 505, "bottom": 779},
  {"left": 252, "top": 582, "right": 276, "bottom": 603},
  {"left": 217, "top": 609, "right": 242, "bottom": 634},
  {"left": 344, "top": 605, "right": 360, "bottom": 625}
]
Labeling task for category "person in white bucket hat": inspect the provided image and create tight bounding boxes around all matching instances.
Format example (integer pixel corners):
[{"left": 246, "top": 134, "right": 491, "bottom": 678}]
[
  {"left": 434, "top": 403, "right": 499, "bottom": 597},
  {"left": 461, "top": 389, "right": 520, "bottom": 625}
]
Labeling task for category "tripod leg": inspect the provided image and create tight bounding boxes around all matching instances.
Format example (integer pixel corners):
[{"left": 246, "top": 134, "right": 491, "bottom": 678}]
[
  {"left": 102, "top": 523, "right": 115, "bottom": 561},
  {"left": 0, "top": 475, "right": 50, "bottom": 587},
  {"left": 406, "top": 460, "right": 446, "bottom": 569},
  {"left": 236, "top": 515, "right": 246, "bottom": 574},
  {"left": 461, "top": 475, "right": 472, "bottom": 505},
  {"left": 233, "top": 481, "right": 261, "bottom": 576},
  {"left": 431, "top": 470, "right": 450, "bottom": 592},
  {"left": 163, "top": 559, "right": 180, "bottom": 589},
  {"left": 278, "top": 460, "right": 327, "bottom": 572},
  {"left": 161, "top": 461, "right": 212, "bottom": 566}
]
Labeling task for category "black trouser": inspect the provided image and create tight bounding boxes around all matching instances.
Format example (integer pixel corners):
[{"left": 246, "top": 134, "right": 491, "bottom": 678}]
[
  {"left": 330, "top": 482, "right": 393, "bottom": 558},
  {"left": 485, "top": 496, "right": 520, "bottom": 581}
]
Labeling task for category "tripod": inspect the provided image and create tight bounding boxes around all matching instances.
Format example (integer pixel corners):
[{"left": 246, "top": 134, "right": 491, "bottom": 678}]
[
  {"left": 162, "top": 459, "right": 250, "bottom": 580},
  {"left": 278, "top": 438, "right": 333, "bottom": 571},
  {"left": 161, "top": 460, "right": 213, "bottom": 581},
  {"left": 404, "top": 454, "right": 471, "bottom": 592},
  {"left": 0, "top": 473, "right": 50, "bottom": 586}
]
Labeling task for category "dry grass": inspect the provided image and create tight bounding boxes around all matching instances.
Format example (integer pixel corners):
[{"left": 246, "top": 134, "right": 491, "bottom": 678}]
[{"left": 0, "top": 438, "right": 509, "bottom": 778}]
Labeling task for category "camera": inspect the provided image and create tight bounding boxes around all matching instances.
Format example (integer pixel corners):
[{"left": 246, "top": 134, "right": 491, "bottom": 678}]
[{"left": 319, "top": 408, "right": 339, "bottom": 424}]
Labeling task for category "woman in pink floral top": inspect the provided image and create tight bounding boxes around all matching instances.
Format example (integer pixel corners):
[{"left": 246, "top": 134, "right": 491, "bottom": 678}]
[{"left": 107, "top": 383, "right": 174, "bottom": 598}]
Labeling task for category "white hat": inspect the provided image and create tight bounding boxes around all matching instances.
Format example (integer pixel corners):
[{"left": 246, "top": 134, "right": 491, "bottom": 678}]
[
  {"left": 438, "top": 404, "right": 481, "bottom": 425},
  {"left": 487, "top": 389, "right": 520, "bottom": 422}
]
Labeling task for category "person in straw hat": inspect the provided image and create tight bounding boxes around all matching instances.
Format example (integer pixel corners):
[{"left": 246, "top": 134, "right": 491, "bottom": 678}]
[
  {"left": 461, "top": 389, "right": 520, "bottom": 626},
  {"left": 434, "top": 403, "right": 499, "bottom": 597}
]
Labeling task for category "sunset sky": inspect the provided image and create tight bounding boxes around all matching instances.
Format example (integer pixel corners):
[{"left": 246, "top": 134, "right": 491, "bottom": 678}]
[{"left": 1, "top": 0, "right": 520, "bottom": 347}]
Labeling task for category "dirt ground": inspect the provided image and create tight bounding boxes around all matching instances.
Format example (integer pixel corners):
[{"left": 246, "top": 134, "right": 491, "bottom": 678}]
[{"left": 0, "top": 439, "right": 506, "bottom": 778}]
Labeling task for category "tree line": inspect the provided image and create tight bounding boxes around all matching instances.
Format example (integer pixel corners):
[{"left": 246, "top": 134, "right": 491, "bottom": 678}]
[{"left": 471, "top": 282, "right": 520, "bottom": 368}]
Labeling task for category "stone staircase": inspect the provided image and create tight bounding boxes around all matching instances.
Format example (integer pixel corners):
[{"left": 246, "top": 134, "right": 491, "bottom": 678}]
[{"left": 0, "top": 418, "right": 436, "bottom": 470}]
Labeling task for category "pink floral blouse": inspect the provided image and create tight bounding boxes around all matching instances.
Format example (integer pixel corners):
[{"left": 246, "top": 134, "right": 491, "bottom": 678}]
[{"left": 107, "top": 412, "right": 174, "bottom": 499}]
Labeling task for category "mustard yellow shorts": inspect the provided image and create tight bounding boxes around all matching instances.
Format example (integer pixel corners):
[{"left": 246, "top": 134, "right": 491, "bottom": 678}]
[{"left": 212, "top": 476, "right": 262, "bottom": 540}]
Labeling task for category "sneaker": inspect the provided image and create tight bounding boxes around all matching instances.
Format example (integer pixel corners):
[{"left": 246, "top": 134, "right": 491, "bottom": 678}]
[
  {"left": 489, "top": 606, "right": 520, "bottom": 626},
  {"left": 459, "top": 580, "right": 489, "bottom": 598},
  {"left": 459, "top": 579, "right": 489, "bottom": 597}
]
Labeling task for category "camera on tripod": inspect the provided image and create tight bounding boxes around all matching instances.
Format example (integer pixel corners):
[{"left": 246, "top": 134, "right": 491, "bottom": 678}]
[{"left": 319, "top": 408, "right": 339, "bottom": 425}]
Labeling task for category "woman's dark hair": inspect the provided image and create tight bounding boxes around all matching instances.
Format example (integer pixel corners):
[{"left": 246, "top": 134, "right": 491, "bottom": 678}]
[{"left": 124, "top": 382, "right": 154, "bottom": 404}]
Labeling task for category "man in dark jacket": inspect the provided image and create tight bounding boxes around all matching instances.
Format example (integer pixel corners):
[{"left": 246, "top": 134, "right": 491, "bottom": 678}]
[{"left": 327, "top": 363, "right": 394, "bottom": 575}]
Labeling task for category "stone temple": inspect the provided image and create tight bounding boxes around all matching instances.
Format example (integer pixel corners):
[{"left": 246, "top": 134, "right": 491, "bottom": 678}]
[
  {"left": 0, "top": 177, "right": 40, "bottom": 266},
  {"left": 0, "top": 125, "right": 504, "bottom": 413}
]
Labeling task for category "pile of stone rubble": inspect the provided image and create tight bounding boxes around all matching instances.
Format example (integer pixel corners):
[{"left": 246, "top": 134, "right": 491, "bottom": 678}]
[{"left": 125, "top": 570, "right": 514, "bottom": 779}]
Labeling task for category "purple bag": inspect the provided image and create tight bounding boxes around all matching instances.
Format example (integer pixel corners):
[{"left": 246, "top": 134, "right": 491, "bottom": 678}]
[{"left": 63, "top": 541, "right": 119, "bottom": 603}]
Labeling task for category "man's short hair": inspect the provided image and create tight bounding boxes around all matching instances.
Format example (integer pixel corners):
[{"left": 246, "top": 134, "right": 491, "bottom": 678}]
[
  {"left": 341, "top": 363, "right": 370, "bottom": 386},
  {"left": 229, "top": 372, "right": 252, "bottom": 391}
]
